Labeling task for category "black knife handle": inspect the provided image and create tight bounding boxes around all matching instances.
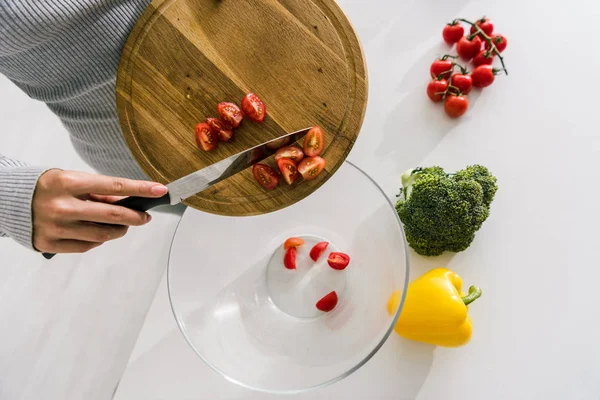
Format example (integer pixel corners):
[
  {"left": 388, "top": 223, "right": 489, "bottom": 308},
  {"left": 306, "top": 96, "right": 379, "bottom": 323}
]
[{"left": 42, "top": 193, "right": 171, "bottom": 260}]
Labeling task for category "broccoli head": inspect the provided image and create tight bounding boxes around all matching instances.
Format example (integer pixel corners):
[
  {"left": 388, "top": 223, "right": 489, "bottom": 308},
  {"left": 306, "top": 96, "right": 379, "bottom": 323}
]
[{"left": 396, "top": 165, "right": 497, "bottom": 256}]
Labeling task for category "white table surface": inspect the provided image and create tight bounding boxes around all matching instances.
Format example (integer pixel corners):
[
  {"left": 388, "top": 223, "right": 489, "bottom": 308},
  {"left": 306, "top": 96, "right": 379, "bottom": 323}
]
[{"left": 2, "top": 0, "right": 599, "bottom": 399}]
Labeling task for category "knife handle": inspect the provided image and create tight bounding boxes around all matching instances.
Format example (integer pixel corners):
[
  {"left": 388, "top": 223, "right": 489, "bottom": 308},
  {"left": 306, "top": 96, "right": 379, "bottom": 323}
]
[{"left": 42, "top": 193, "right": 171, "bottom": 260}]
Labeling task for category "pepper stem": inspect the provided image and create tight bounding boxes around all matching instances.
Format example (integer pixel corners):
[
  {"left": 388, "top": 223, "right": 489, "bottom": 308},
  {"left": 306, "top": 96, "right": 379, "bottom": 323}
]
[{"left": 461, "top": 285, "right": 482, "bottom": 305}]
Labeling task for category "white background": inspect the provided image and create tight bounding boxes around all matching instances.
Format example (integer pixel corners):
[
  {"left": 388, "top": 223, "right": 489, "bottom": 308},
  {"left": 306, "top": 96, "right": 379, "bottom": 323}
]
[{"left": 1, "top": 0, "right": 599, "bottom": 399}]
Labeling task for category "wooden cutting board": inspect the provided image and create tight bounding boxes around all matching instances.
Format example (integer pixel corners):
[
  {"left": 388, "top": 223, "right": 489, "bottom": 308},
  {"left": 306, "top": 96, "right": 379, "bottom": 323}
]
[{"left": 116, "top": 0, "right": 367, "bottom": 216}]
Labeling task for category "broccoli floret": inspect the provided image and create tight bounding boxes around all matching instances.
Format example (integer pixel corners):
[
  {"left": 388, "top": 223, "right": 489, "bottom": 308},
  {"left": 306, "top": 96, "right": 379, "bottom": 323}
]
[{"left": 396, "top": 165, "right": 497, "bottom": 256}]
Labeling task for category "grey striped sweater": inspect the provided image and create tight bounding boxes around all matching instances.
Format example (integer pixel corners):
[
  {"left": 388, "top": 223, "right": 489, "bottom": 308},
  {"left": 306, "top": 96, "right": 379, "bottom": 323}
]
[{"left": 0, "top": 0, "right": 151, "bottom": 249}]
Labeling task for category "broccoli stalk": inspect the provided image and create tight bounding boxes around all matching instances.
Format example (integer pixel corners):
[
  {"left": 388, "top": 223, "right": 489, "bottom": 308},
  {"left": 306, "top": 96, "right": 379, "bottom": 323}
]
[{"left": 396, "top": 165, "right": 497, "bottom": 256}]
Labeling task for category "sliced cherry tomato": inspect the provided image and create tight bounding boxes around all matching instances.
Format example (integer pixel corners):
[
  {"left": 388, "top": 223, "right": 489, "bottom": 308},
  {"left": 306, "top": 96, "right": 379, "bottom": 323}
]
[
  {"left": 195, "top": 122, "right": 218, "bottom": 151},
  {"left": 241, "top": 93, "right": 266, "bottom": 123},
  {"left": 471, "top": 65, "right": 496, "bottom": 88},
  {"left": 297, "top": 156, "right": 326, "bottom": 180},
  {"left": 217, "top": 102, "right": 243, "bottom": 128},
  {"left": 444, "top": 94, "right": 469, "bottom": 118},
  {"left": 472, "top": 50, "right": 494, "bottom": 67},
  {"left": 252, "top": 163, "right": 279, "bottom": 190},
  {"left": 426, "top": 79, "right": 449, "bottom": 102},
  {"left": 485, "top": 34, "right": 507, "bottom": 53},
  {"left": 303, "top": 126, "right": 325, "bottom": 157},
  {"left": 276, "top": 158, "right": 299, "bottom": 185},
  {"left": 283, "top": 247, "right": 297, "bottom": 270},
  {"left": 283, "top": 237, "right": 304, "bottom": 251},
  {"left": 275, "top": 145, "right": 304, "bottom": 164},
  {"left": 442, "top": 22, "right": 464, "bottom": 44},
  {"left": 206, "top": 117, "right": 233, "bottom": 142},
  {"left": 456, "top": 36, "right": 482, "bottom": 60},
  {"left": 450, "top": 74, "right": 473, "bottom": 95},
  {"left": 327, "top": 252, "right": 350, "bottom": 270},
  {"left": 470, "top": 17, "right": 494, "bottom": 37},
  {"left": 309, "top": 241, "right": 329, "bottom": 262},
  {"left": 316, "top": 291, "right": 338, "bottom": 312},
  {"left": 430, "top": 59, "right": 454, "bottom": 80}
]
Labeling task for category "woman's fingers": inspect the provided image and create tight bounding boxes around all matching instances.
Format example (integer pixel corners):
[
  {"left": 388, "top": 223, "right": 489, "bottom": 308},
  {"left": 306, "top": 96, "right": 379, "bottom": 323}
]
[
  {"left": 74, "top": 200, "right": 151, "bottom": 226},
  {"left": 56, "top": 222, "right": 129, "bottom": 243}
]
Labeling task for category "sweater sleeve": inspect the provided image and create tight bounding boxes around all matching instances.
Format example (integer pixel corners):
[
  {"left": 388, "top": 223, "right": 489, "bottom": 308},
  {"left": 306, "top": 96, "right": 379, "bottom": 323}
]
[{"left": 0, "top": 155, "right": 49, "bottom": 250}]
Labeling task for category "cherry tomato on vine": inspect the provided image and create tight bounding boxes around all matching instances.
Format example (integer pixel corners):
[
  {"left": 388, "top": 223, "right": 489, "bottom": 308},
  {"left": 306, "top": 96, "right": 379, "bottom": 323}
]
[
  {"left": 426, "top": 79, "right": 449, "bottom": 102},
  {"left": 442, "top": 23, "right": 464, "bottom": 44},
  {"left": 430, "top": 59, "right": 454, "bottom": 80},
  {"left": 449, "top": 74, "right": 473, "bottom": 95},
  {"left": 456, "top": 36, "right": 482, "bottom": 60},
  {"left": 485, "top": 34, "right": 507, "bottom": 53},
  {"left": 444, "top": 94, "right": 469, "bottom": 118},
  {"left": 470, "top": 17, "right": 494, "bottom": 37},
  {"left": 472, "top": 50, "right": 494, "bottom": 67},
  {"left": 471, "top": 65, "right": 496, "bottom": 88}
]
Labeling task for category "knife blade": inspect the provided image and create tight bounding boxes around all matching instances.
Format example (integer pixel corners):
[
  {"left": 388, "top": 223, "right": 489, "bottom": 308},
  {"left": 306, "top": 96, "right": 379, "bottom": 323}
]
[{"left": 42, "top": 127, "right": 310, "bottom": 260}]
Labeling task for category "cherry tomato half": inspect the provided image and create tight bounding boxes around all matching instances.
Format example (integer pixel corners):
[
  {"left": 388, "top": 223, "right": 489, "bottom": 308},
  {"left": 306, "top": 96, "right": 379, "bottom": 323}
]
[
  {"left": 275, "top": 145, "right": 304, "bottom": 164},
  {"left": 195, "top": 122, "right": 218, "bottom": 151},
  {"left": 252, "top": 163, "right": 279, "bottom": 190},
  {"left": 471, "top": 65, "right": 495, "bottom": 88},
  {"left": 444, "top": 94, "right": 469, "bottom": 118},
  {"left": 470, "top": 18, "right": 494, "bottom": 37},
  {"left": 456, "top": 36, "right": 482, "bottom": 60},
  {"left": 217, "top": 102, "right": 243, "bottom": 128},
  {"left": 276, "top": 158, "right": 300, "bottom": 185},
  {"left": 450, "top": 74, "right": 473, "bottom": 95},
  {"left": 297, "top": 156, "right": 326, "bottom": 180},
  {"left": 327, "top": 252, "right": 350, "bottom": 270},
  {"left": 472, "top": 50, "right": 494, "bottom": 67},
  {"left": 303, "top": 126, "right": 325, "bottom": 157},
  {"left": 284, "top": 247, "right": 297, "bottom": 270},
  {"left": 426, "top": 79, "right": 449, "bottom": 102},
  {"left": 206, "top": 117, "right": 233, "bottom": 142},
  {"left": 485, "top": 34, "right": 507, "bottom": 53},
  {"left": 442, "top": 23, "right": 464, "bottom": 44},
  {"left": 316, "top": 291, "right": 338, "bottom": 312},
  {"left": 430, "top": 59, "right": 454, "bottom": 80},
  {"left": 241, "top": 93, "right": 266, "bottom": 123},
  {"left": 283, "top": 237, "right": 304, "bottom": 251},
  {"left": 310, "top": 241, "right": 329, "bottom": 262}
]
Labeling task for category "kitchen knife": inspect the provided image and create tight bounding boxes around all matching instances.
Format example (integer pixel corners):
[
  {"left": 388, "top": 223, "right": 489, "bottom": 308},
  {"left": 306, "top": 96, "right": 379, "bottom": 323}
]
[{"left": 42, "top": 127, "right": 311, "bottom": 259}]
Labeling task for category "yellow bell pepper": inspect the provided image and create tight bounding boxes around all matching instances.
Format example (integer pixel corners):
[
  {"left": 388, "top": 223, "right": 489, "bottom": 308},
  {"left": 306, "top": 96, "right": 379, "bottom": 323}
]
[{"left": 387, "top": 268, "right": 482, "bottom": 347}]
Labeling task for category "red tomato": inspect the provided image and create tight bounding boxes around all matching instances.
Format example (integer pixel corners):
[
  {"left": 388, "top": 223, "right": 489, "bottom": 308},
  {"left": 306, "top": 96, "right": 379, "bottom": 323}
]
[
  {"left": 275, "top": 145, "right": 304, "bottom": 164},
  {"left": 297, "top": 156, "right": 326, "bottom": 180},
  {"left": 426, "top": 79, "right": 449, "bottom": 102},
  {"left": 327, "top": 252, "right": 350, "bottom": 270},
  {"left": 316, "top": 291, "right": 338, "bottom": 312},
  {"left": 252, "top": 163, "right": 279, "bottom": 190},
  {"left": 470, "top": 18, "right": 494, "bottom": 37},
  {"left": 444, "top": 94, "right": 469, "bottom": 118},
  {"left": 284, "top": 247, "right": 297, "bottom": 270},
  {"left": 456, "top": 36, "right": 482, "bottom": 60},
  {"left": 442, "top": 23, "right": 464, "bottom": 44},
  {"left": 276, "top": 158, "right": 299, "bottom": 185},
  {"left": 471, "top": 65, "right": 495, "bottom": 88},
  {"left": 485, "top": 34, "right": 507, "bottom": 53},
  {"left": 241, "top": 93, "right": 266, "bottom": 123},
  {"left": 450, "top": 74, "right": 473, "bottom": 95},
  {"left": 310, "top": 241, "right": 329, "bottom": 262},
  {"left": 206, "top": 117, "right": 233, "bottom": 142},
  {"left": 430, "top": 59, "right": 454, "bottom": 80},
  {"left": 217, "top": 102, "right": 243, "bottom": 128},
  {"left": 472, "top": 50, "right": 494, "bottom": 67},
  {"left": 195, "top": 122, "right": 218, "bottom": 151},
  {"left": 303, "top": 126, "right": 325, "bottom": 157},
  {"left": 283, "top": 237, "right": 304, "bottom": 251}
]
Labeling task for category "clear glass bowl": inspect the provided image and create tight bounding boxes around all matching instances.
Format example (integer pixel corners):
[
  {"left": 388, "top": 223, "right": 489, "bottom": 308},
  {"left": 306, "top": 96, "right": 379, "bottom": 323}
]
[{"left": 167, "top": 161, "right": 409, "bottom": 394}]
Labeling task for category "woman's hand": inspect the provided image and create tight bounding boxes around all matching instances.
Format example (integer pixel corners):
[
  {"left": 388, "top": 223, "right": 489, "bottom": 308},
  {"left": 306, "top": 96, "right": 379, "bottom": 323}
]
[{"left": 32, "top": 169, "right": 168, "bottom": 254}]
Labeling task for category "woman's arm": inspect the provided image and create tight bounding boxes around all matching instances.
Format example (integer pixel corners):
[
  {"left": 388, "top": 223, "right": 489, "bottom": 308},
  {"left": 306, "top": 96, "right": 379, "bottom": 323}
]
[{"left": 0, "top": 155, "right": 49, "bottom": 248}]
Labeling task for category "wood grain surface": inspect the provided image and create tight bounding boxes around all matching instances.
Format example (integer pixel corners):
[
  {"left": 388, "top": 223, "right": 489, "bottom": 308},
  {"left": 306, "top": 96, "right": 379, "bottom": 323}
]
[{"left": 116, "top": 0, "right": 367, "bottom": 216}]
